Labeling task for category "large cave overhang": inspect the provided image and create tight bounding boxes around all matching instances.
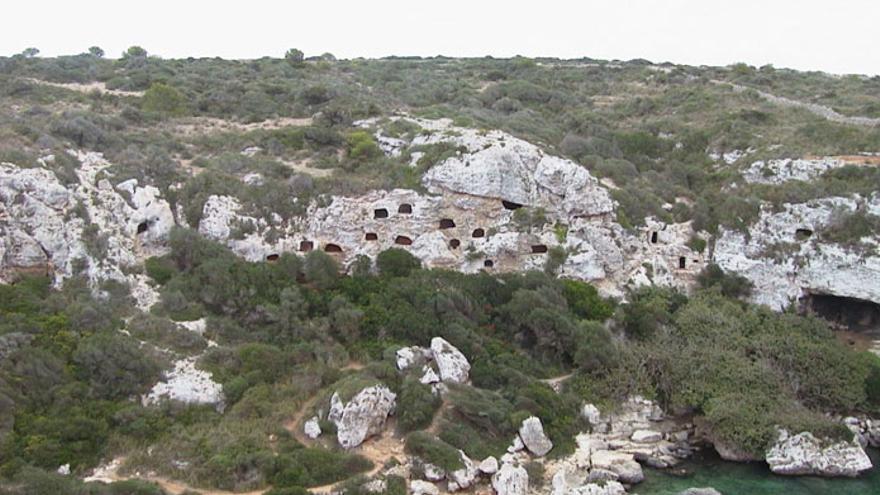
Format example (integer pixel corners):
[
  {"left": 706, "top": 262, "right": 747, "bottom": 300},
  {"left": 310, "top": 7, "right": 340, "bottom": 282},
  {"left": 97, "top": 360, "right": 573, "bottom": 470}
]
[{"left": 800, "top": 292, "right": 880, "bottom": 333}]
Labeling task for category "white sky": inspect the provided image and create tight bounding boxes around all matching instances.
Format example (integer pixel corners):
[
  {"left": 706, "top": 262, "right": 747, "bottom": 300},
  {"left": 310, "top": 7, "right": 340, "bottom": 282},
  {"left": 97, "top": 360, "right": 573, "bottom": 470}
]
[{"left": 5, "top": 0, "right": 880, "bottom": 75}]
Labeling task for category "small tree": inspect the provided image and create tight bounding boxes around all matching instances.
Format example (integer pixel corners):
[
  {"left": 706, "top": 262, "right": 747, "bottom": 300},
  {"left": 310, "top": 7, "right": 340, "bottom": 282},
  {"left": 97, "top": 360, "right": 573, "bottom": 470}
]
[
  {"left": 88, "top": 46, "right": 105, "bottom": 58},
  {"left": 21, "top": 47, "right": 39, "bottom": 58},
  {"left": 376, "top": 248, "right": 421, "bottom": 278},
  {"left": 346, "top": 131, "right": 380, "bottom": 161},
  {"left": 123, "top": 46, "right": 147, "bottom": 58},
  {"left": 141, "top": 82, "right": 187, "bottom": 117},
  {"left": 285, "top": 48, "right": 305, "bottom": 67}
]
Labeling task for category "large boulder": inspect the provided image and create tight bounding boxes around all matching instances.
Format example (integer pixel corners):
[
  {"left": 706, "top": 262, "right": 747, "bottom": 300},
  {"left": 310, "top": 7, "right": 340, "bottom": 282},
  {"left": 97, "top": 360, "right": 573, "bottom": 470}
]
[
  {"left": 519, "top": 416, "right": 554, "bottom": 456},
  {"left": 396, "top": 346, "right": 432, "bottom": 371},
  {"left": 590, "top": 450, "right": 644, "bottom": 484},
  {"left": 765, "top": 430, "right": 873, "bottom": 477},
  {"left": 410, "top": 480, "right": 439, "bottom": 495},
  {"left": 430, "top": 337, "right": 470, "bottom": 384},
  {"left": 304, "top": 416, "right": 321, "bottom": 439},
  {"left": 447, "top": 451, "right": 479, "bottom": 491},
  {"left": 330, "top": 385, "right": 397, "bottom": 449},
  {"left": 492, "top": 463, "right": 529, "bottom": 495}
]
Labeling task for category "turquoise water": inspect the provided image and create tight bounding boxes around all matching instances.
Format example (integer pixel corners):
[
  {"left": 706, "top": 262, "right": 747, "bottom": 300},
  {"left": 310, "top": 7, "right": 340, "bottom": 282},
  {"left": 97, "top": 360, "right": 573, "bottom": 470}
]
[{"left": 635, "top": 448, "right": 880, "bottom": 494}]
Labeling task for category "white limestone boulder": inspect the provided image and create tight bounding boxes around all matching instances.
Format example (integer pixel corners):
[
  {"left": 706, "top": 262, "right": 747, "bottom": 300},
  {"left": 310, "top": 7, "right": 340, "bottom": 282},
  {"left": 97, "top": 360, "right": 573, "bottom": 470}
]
[
  {"left": 430, "top": 337, "right": 470, "bottom": 384},
  {"left": 492, "top": 462, "right": 529, "bottom": 495},
  {"left": 329, "top": 384, "right": 397, "bottom": 449},
  {"left": 765, "top": 429, "right": 873, "bottom": 477},
  {"left": 519, "top": 416, "right": 554, "bottom": 456}
]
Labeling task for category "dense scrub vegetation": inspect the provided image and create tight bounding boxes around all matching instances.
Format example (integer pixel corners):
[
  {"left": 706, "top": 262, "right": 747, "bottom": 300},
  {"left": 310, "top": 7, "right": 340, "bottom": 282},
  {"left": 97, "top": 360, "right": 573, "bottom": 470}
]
[{"left": 2, "top": 229, "right": 878, "bottom": 492}]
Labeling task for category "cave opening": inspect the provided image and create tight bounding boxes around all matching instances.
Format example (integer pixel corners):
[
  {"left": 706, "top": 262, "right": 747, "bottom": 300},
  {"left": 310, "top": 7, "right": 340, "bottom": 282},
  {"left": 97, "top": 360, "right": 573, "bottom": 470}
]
[
  {"left": 502, "top": 200, "right": 523, "bottom": 210},
  {"left": 137, "top": 221, "right": 149, "bottom": 234},
  {"left": 324, "top": 243, "right": 343, "bottom": 253},
  {"left": 374, "top": 208, "right": 389, "bottom": 219},
  {"left": 365, "top": 233, "right": 378, "bottom": 241},
  {"left": 650, "top": 232, "right": 658, "bottom": 244},
  {"left": 678, "top": 256, "right": 686, "bottom": 269},
  {"left": 395, "top": 235, "right": 413, "bottom": 246},
  {"left": 484, "top": 259, "right": 494, "bottom": 268},
  {"left": 472, "top": 228, "right": 485, "bottom": 238},
  {"left": 795, "top": 228, "right": 814, "bottom": 241},
  {"left": 266, "top": 254, "right": 280, "bottom": 261},
  {"left": 398, "top": 204, "right": 413, "bottom": 214},
  {"left": 299, "top": 240, "right": 313, "bottom": 252},
  {"left": 439, "top": 218, "right": 456, "bottom": 229},
  {"left": 531, "top": 245, "right": 548, "bottom": 254},
  {"left": 802, "top": 293, "right": 880, "bottom": 333},
  {"left": 449, "top": 239, "right": 461, "bottom": 249}
]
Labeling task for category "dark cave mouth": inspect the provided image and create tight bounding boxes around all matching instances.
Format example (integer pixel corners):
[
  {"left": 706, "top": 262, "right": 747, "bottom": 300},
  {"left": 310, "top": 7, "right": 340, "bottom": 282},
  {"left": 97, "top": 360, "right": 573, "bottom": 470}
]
[{"left": 802, "top": 293, "right": 880, "bottom": 333}]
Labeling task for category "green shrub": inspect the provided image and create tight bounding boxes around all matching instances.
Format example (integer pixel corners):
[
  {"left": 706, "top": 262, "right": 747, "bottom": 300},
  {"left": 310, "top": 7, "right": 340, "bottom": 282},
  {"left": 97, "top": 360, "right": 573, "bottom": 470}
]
[
  {"left": 696, "top": 264, "right": 753, "bottom": 299},
  {"left": 404, "top": 432, "right": 463, "bottom": 471},
  {"left": 561, "top": 280, "right": 613, "bottom": 321},
  {"left": 144, "top": 256, "right": 176, "bottom": 285},
  {"left": 376, "top": 249, "right": 421, "bottom": 278},
  {"left": 346, "top": 131, "right": 380, "bottom": 161},
  {"left": 397, "top": 378, "right": 441, "bottom": 432},
  {"left": 141, "top": 82, "right": 187, "bottom": 117}
]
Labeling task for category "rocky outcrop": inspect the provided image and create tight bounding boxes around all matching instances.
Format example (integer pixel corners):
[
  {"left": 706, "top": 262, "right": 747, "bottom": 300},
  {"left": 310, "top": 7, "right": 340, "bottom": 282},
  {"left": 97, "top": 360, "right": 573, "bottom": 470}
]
[
  {"left": 447, "top": 451, "right": 479, "bottom": 491},
  {"left": 741, "top": 158, "right": 847, "bottom": 185},
  {"left": 143, "top": 356, "right": 224, "bottom": 410},
  {"left": 410, "top": 480, "right": 439, "bottom": 495},
  {"left": 328, "top": 385, "right": 397, "bottom": 449},
  {"left": 559, "top": 398, "right": 695, "bottom": 486},
  {"left": 396, "top": 346, "right": 432, "bottom": 371},
  {"left": 304, "top": 416, "right": 322, "bottom": 439},
  {"left": 765, "top": 430, "right": 873, "bottom": 477},
  {"left": 0, "top": 151, "right": 174, "bottom": 310},
  {"left": 714, "top": 194, "right": 880, "bottom": 310},
  {"left": 429, "top": 337, "right": 470, "bottom": 384},
  {"left": 590, "top": 450, "right": 644, "bottom": 484},
  {"left": 843, "top": 416, "right": 880, "bottom": 448},
  {"left": 492, "top": 462, "right": 529, "bottom": 495},
  {"left": 519, "top": 416, "right": 554, "bottom": 456}
]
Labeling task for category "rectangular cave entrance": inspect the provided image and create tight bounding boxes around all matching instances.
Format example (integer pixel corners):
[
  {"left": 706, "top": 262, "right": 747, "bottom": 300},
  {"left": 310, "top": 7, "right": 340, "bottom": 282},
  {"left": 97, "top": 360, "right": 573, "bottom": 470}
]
[{"left": 802, "top": 293, "right": 880, "bottom": 333}]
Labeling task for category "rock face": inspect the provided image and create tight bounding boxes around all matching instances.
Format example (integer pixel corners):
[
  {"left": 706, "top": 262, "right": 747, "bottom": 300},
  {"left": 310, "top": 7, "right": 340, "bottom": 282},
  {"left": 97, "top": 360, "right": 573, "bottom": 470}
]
[
  {"left": 741, "top": 158, "right": 848, "bottom": 185},
  {"left": 414, "top": 120, "right": 615, "bottom": 218},
  {"left": 765, "top": 430, "right": 873, "bottom": 477},
  {"left": 519, "top": 416, "right": 554, "bottom": 456},
  {"left": 714, "top": 195, "right": 880, "bottom": 310},
  {"left": 492, "top": 463, "right": 529, "bottom": 495},
  {"left": 329, "top": 385, "right": 397, "bottom": 449},
  {"left": 0, "top": 152, "right": 173, "bottom": 310},
  {"left": 430, "top": 337, "right": 470, "bottom": 384},
  {"left": 2, "top": 121, "right": 876, "bottom": 324}
]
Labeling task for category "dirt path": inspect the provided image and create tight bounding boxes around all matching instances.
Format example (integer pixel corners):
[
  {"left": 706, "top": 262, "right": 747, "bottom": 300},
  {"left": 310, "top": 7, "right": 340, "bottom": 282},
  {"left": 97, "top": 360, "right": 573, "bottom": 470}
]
[
  {"left": 540, "top": 373, "right": 573, "bottom": 392},
  {"left": 25, "top": 78, "right": 144, "bottom": 97},
  {"left": 283, "top": 362, "right": 364, "bottom": 444},
  {"left": 171, "top": 116, "right": 313, "bottom": 136},
  {"left": 713, "top": 80, "right": 880, "bottom": 127}
]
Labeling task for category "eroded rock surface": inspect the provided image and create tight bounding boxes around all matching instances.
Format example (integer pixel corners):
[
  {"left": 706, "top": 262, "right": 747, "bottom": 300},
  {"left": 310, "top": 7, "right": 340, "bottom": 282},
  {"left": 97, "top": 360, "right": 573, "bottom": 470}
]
[
  {"left": 519, "top": 416, "right": 554, "bottom": 456},
  {"left": 329, "top": 384, "right": 397, "bottom": 449},
  {"left": 765, "top": 429, "right": 873, "bottom": 477}
]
